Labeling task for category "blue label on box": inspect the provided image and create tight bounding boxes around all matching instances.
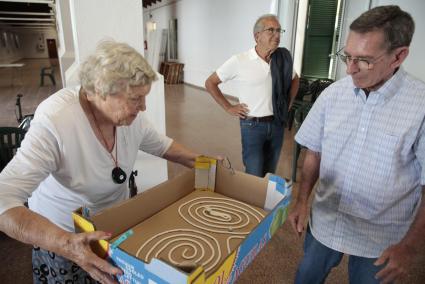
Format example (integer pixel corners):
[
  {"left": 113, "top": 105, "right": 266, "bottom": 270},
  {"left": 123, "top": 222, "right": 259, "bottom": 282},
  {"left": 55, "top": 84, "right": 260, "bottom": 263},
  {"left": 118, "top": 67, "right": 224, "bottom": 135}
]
[
  {"left": 109, "top": 247, "right": 187, "bottom": 284},
  {"left": 227, "top": 190, "right": 291, "bottom": 283}
]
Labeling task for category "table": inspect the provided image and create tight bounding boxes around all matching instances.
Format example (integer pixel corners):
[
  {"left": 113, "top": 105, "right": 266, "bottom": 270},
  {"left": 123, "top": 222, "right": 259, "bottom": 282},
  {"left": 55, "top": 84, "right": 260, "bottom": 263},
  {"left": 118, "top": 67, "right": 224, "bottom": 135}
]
[{"left": 0, "top": 63, "right": 25, "bottom": 86}]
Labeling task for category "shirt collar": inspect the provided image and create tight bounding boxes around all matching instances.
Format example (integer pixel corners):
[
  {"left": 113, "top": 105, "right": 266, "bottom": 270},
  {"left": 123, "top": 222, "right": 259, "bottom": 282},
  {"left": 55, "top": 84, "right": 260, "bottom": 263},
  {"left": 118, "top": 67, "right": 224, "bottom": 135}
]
[
  {"left": 352, "top": 67, "right": 406, "bottom": 103},
  {"left": 248, "top": 47, "right": 260, "bottom": 60}
]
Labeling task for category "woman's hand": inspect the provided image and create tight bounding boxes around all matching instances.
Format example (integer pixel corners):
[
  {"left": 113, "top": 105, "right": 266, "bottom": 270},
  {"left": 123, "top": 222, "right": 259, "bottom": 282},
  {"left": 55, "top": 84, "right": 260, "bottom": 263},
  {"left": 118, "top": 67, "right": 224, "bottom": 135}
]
[
  {"left": 0, "top": 208, "right": 122, "bottom": 283},
  {"left": 62, "top": 231, "right": 123, "bottom": 284}
]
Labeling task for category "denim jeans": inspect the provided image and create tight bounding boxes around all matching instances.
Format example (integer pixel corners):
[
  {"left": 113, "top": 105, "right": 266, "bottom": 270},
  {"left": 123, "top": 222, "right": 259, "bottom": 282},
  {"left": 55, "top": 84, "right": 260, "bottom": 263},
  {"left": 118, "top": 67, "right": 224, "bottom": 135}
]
[
  {"left": 295, "top": 226, "right": 386, "bottom": 284},
  {"left": 239, "top": 119, "right": 284, "bottom": 177}
]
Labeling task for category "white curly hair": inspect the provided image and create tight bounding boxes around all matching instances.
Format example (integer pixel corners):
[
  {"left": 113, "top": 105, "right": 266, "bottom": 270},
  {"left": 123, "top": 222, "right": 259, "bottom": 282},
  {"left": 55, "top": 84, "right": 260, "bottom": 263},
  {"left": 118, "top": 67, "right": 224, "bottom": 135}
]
[{"left": 79, "top": 39, "right": 157, "bottom": 97}]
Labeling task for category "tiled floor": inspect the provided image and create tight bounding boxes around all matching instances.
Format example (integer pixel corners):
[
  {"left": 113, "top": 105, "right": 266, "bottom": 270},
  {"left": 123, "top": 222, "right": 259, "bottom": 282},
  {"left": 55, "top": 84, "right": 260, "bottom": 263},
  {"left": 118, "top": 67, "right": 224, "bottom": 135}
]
[{"left": 1, "top": 59, "right": 424, "bottom": 283}]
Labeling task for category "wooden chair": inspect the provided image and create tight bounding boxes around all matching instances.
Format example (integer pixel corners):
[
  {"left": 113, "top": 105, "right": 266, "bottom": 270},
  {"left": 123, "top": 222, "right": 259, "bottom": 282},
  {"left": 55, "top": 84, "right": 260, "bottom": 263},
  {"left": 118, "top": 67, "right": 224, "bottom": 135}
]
[
  {"left": 40, "top": 67, "right": 56, "bottom": 86},
  {"left": 0, "top": 127, "right": 26, "bottom": 172}
]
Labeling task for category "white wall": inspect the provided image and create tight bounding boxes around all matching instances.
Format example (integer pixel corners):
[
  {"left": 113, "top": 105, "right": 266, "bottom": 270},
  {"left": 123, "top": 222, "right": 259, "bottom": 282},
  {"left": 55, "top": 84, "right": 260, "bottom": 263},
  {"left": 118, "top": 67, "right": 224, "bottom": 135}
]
[
  {"left": 19, "top": 29, "right": 58, "bottom": 59},
  {"left": 372, "top": 0, "right": 425, "bottom": 81},
  {"left": 0, "top": 29, "right": 24, "bottom": 63},
  {"left": 335, "top": 0, "right": 425, "bottom": 81},
  {"left": 143, "top": 0, "right": 275, "bottom": 94},
  {"left": 278, "top": 0, "right": 298, "bottom": 55},
  {"left": 56, "top": 0, "right": 75, "bottom": 86},
  {"left": 335, "top": 0, "right": 371, "bottom": 79},
  {"left": 293, "top": 0, "right": 309, "bottom": 75},
  {"left": 133, "top": 73, "right": 168, "bottom": 192},
  {"left": 65, "top": 0, "right": 145, "bottom": 86},
  {"left": 0, "top": 26, "right": 57, "bottom": 63}
]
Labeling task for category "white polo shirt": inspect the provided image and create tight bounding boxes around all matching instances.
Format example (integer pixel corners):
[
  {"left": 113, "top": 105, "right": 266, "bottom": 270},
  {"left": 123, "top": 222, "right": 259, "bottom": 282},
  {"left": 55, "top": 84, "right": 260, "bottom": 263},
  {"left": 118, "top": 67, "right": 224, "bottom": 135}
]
[{"left": 216, "top": 48, "right": 295, "bottom": 118}]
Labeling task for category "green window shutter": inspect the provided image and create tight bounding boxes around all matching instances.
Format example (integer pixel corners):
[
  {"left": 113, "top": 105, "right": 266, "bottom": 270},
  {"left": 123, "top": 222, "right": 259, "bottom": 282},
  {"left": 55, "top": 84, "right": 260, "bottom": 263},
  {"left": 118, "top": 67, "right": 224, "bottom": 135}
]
[{"left": 301, "top": 0, "right": 338, "bottom": 79}]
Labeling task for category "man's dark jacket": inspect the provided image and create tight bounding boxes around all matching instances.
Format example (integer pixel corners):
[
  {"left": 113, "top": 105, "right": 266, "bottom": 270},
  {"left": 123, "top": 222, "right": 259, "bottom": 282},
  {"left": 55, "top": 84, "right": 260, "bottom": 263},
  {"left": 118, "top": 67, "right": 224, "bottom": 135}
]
[{"left": 271, "top": 47, "right": 293, "bottom": 126}]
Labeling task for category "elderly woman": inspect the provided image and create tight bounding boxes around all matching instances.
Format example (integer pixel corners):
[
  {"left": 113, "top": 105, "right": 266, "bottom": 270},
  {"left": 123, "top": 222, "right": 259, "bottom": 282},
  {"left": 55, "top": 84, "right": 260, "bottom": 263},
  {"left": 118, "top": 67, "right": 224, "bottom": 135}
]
[{"left": 0, "top": 40, "right": 200, "bottom": 283}]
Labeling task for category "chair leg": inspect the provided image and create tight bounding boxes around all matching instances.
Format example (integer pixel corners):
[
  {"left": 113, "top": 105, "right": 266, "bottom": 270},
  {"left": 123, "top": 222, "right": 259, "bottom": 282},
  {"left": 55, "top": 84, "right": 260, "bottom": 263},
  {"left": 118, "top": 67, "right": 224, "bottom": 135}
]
[
  {"left": 288, "top": 111, "right": 294, "bottom": 130},
  {"left": 292, "top": 141, "right": 301, "bottom": 182},
  {"left": 48, "top": 74, "right": 56, "bottom": 85}
]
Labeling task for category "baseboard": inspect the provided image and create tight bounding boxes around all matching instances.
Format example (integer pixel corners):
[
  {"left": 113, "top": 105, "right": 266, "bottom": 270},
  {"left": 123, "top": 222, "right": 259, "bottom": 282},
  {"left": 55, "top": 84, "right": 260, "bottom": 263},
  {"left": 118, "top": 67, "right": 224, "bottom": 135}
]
[{"left": 183, "top": 82, "right": 238, "bottom": 102}]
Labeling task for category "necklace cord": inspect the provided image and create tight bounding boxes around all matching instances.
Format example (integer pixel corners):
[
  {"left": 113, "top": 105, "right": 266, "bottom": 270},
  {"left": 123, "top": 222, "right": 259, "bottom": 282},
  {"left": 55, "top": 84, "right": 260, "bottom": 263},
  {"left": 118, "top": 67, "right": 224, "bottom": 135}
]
[{"left": 85, "top": 93, "right": 118, "bottom": 167}]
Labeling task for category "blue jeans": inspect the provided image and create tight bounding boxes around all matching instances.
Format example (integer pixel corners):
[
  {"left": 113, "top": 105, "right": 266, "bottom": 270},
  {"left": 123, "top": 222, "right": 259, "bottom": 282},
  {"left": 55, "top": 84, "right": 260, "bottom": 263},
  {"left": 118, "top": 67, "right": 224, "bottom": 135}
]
[
  {"left": 295, "top": 227, "right": 386, "bottom": 284},
  {"left": 240, "top": 119, "right": 284, "bottom": 177}
]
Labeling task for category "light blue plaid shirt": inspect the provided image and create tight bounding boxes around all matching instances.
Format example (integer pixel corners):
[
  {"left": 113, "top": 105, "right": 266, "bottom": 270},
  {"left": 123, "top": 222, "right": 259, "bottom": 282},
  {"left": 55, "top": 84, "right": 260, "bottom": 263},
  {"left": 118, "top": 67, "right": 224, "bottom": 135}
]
[{"left": 295, "top": 68, "right": 425, "bottom": 257}]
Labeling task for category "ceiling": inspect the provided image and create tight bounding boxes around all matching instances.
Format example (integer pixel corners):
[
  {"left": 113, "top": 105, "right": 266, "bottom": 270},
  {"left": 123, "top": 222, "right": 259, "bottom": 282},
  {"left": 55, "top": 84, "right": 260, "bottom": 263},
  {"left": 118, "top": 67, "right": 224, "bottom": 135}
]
[
  {"left": 0, "top": 0, "right": 55, "bottom": 31},
  {"left": 143, "top": 0, "right": 162, "bottom": 8},
  {"left": 0, "top": 0, "right": 161, "bottom": 32}
]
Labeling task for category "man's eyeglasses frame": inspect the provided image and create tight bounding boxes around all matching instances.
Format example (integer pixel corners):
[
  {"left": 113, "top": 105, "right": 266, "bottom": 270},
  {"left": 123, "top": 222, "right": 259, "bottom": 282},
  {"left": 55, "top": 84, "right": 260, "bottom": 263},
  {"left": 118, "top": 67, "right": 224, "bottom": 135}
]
[
  {"left": 335, "top": 46, "right": 388, "bottom": 70},
  {"left": 261, "top": 27, "right": 285, "bottom": 35}
]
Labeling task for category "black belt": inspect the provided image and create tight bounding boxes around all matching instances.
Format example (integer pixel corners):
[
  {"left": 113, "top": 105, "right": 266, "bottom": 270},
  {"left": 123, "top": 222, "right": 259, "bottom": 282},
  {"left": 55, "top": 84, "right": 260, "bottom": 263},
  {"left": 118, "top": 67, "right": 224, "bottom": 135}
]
[{"left": 243, "top": 115, "right": 274, "bottom": 122}]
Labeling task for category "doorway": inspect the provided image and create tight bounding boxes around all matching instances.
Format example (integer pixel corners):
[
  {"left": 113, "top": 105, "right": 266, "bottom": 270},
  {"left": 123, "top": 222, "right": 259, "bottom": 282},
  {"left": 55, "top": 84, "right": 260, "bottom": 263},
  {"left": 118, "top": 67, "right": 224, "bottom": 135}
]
[
  {"left": 47, "top": 39, "right": 58, "bottom": 59},
  {"left": 299, "top": 0, "right": 344, "bottom": 80}
]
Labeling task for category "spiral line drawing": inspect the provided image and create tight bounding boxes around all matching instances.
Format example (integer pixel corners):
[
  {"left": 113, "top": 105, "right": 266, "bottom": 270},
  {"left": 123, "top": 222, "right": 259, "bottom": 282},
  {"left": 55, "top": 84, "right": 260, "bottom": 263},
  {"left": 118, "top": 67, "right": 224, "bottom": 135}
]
[
  {"left": 134, "top": 195, "right": 265, "bottom": 273},
  {"left": 178, "top": 196, "right": 265, "bottom": 235},
  {"left": 135, "top": 229, "right": 221, "bottom": 273}
]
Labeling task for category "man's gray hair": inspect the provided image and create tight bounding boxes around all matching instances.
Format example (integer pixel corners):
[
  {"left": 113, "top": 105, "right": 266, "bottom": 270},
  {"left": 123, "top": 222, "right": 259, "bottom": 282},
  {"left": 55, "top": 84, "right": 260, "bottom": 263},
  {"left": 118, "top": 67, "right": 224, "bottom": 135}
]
[
  {"left": 79, "top": 40, "right": 157, "bottom": 97},
  {"left": 253, "top": 14, "right": 279, "bottom": 34},
  {"left": 350, "top": 5, "right": 415, "bottom": 51}
]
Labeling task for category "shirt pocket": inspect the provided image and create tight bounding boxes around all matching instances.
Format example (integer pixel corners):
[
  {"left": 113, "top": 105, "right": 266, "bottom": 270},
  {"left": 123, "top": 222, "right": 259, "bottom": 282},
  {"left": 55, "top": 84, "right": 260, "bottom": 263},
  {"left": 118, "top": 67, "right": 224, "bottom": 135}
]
[{"left": 365, "top": 132, "right": 399, "bottom": 179}]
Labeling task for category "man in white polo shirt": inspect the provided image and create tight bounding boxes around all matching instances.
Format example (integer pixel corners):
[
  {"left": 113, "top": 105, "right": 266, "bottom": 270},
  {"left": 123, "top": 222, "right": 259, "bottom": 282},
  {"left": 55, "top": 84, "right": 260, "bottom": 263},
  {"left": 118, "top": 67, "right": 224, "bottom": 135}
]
[{"left": 205, "top": 14, "right": 299, "bottom": 177}]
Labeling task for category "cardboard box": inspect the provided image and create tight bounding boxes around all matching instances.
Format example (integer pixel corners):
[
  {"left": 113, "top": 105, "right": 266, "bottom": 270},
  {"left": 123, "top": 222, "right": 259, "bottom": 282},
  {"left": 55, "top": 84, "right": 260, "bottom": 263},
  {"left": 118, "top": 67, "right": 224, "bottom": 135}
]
[{"left": 73, "top": 158, "right": 291, "bottom": 284}]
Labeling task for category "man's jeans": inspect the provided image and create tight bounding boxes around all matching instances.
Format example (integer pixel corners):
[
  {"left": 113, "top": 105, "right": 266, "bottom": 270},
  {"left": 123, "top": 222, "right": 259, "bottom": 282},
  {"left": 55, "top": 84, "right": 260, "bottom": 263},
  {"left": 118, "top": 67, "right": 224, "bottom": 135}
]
[
  {"left": 240, "top": 119, "right": 284, "bottom": 177},
  {"left": 295, "top": 226, "right": 386, "bottom": 284}
]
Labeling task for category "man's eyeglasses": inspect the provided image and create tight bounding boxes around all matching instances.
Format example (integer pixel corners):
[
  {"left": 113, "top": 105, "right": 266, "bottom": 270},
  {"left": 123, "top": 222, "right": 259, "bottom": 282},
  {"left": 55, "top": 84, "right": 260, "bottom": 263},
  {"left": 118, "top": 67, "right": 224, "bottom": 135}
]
[
  {"left": 335, "top": 47, "right": 387, "bottom": 70},
  {"left": 261, "top": 27, "right": 285, "bottom": 35}
]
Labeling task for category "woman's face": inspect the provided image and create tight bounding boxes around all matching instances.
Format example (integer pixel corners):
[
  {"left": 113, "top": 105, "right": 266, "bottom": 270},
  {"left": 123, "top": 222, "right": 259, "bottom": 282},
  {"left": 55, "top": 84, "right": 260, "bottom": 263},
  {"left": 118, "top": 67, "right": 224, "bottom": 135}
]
[{"left": 99, "top": 84, "right": 152, "bottom": 126}]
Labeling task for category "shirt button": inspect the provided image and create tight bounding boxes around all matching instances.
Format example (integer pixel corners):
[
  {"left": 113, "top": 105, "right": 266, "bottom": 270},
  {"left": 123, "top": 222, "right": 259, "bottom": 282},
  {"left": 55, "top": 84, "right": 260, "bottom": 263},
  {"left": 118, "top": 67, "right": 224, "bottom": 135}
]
[{"left": 361, "top": 128, "right": 365, "bottom": 131}]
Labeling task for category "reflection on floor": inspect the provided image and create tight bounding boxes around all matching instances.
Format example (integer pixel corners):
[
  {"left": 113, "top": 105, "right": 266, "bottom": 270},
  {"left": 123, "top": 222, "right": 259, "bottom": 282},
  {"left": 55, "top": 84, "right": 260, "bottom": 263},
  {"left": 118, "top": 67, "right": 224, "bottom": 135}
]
[{"left": 0, "top": 59, "right": 424, "bottom": 283}]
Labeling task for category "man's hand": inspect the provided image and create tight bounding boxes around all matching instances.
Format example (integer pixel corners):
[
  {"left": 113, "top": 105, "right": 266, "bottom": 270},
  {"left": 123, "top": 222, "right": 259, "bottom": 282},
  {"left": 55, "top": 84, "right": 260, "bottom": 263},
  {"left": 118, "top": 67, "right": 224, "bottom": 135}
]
[
  {"left": 225, "top": 103, "right": 249, "bottom": 118},
  {"left": 63, "top": 231, "right": 123, "bottom": 284},
  {"left": 288, "top": 150, "right": 319, "bottom": 238},
  {"left": 288, "top": 201, "right": 309, "bottom": 237},
  {"left": 374, "top": 242, "right": 416, "bottom": 284}
]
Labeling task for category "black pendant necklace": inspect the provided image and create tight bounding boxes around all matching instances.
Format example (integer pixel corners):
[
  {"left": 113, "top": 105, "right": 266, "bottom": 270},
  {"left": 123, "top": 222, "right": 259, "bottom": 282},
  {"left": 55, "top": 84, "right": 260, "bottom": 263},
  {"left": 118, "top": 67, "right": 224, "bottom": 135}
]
[
  {"left": 112, "top": 166, "right": 127, "bottom": 184},
  {"left": 85, "top": 92, "right": 127, "bottom": 184}
]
